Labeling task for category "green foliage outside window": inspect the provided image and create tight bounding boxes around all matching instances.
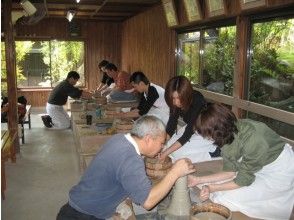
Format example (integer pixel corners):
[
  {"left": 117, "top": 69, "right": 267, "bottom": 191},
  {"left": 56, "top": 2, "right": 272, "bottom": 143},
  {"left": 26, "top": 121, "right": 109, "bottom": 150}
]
[
  {"left": 15, "top": 40, "right": 84, "bottom": 88},
  {"left": 249, "top": 19, "right": 294, "bottom": 113},
  {"left": 1, "top": 42, "right": 7, "bottom": 96},
  {"left": 203, "top": 27, "right": 236, "bottom": 95},
  {"left": 177, "top": 26, "right": 236, "bottom": 95}
]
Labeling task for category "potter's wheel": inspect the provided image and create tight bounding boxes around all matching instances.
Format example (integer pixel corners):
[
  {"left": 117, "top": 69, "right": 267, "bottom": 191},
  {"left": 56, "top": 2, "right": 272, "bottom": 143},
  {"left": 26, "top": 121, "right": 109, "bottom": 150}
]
[{"left": 190, "top": 203, "right": 232, "bottom": 220}]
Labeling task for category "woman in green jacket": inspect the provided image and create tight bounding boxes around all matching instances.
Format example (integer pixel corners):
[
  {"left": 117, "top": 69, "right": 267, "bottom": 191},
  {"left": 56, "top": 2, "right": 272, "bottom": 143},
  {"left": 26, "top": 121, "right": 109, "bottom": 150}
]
[{"left": 189, "top": 103, "right": 294, "bottom": 220}]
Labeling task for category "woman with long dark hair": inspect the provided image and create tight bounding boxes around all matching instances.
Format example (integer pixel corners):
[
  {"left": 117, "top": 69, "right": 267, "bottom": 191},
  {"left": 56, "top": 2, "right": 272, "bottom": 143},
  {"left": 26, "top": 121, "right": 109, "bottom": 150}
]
[
  {"left": 159, "top": 76, "right": 218, "bottom": 163},
  {"left": 188, "top": 103, "right": 294, "bottom": 219}
]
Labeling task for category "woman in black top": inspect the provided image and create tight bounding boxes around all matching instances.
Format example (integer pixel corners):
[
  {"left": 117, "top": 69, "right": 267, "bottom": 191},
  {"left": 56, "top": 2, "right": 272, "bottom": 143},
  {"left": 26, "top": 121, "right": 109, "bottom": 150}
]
[
  {"left": 159, "top": 76, "right": 217, "bottom": 163},
  {"left": 95, "top": 60, "right": 114, "bottom": 93}
]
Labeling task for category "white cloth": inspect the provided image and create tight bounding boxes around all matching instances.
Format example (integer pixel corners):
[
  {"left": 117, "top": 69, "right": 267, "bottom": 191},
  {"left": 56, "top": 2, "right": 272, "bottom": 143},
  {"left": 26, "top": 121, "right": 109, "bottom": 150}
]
[
  {"left": 144, "top": 83, "right": 169, "bottom": 125},
  {"left": 211, "top": 144, "right": 294, "bottom": 220},
  {"left": 165, "top": 125, "right": 218, "bottom": 163},
  {"left": 46, "top": 103, "right": 71, "bottom": 129},
  {"left": 146, "top": 106, "right": 169, "bottom": 125},
  {"left": 150, "top": 83, "right": 169, "bottom": 110}
]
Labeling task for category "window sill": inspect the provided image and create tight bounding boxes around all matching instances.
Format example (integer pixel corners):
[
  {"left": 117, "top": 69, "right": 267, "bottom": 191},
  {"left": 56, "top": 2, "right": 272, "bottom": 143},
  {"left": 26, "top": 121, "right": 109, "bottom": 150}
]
[{"left": 17, "top": 88, "right": 52, "bottom": 92}]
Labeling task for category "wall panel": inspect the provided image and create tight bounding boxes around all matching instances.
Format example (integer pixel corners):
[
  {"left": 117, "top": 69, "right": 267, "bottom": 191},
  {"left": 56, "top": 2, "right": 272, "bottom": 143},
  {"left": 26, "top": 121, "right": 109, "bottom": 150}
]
[{"left": 121, "top": 5, "right": 176, "bottom": 87}]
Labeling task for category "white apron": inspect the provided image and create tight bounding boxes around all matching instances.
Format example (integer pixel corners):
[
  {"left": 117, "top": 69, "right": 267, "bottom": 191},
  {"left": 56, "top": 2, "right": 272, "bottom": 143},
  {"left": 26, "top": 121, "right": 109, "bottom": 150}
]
[
  {"left": 165, "top": 125, "right": 219, "bottom": 163},
  {"left": 146, "top": 106, "right": 170, "bottom": 125},
  {"left": 211, "top": 144, "right": 294, "bottom": 220},
  {"left": 46, "top": 103, "right": 71, "bottom": 129}
]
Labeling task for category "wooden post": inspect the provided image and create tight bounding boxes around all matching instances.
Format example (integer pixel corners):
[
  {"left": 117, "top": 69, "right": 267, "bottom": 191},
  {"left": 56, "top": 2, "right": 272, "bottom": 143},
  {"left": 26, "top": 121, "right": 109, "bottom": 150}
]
[
  {"left": 233, "top": 16, "right": 250, "bottom": 118},
  {"left": 4, "top": 0, "right": 20, "bottom": 156}
]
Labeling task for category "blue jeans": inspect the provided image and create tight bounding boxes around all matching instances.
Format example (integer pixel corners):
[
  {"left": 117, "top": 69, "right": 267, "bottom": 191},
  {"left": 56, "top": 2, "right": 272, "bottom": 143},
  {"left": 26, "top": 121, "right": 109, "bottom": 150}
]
[{"left": 56, "top": 203, "right": 104, "bottom": 220}]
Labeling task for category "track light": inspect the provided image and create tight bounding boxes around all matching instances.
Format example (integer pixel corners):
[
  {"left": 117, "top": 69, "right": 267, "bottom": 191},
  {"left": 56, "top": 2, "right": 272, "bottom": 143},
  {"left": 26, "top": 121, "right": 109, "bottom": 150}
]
[
  {"left": 66, "top": 10, "right": 76, "bottom": 22},
  {"left": 20, "top": 0, "right": 37, "bottom": 16}
]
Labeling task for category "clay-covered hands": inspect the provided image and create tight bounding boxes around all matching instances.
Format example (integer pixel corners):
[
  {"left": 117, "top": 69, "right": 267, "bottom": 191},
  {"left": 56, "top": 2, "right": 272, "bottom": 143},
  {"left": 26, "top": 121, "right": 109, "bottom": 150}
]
[
  {"left": 199, "top": 185, "right": 210, "bottom": 202},
  {"left": 188, "top": 175, "right": 199, "bottom": 187},
  {"left": 157, "top": 150, "right": 169, "bottom": 162},
  {"left": 82, "top": 90, "right": 93, "bottom": 99},
  {"left": 170, "top": 158, "right": 196, "bottom": 178}
]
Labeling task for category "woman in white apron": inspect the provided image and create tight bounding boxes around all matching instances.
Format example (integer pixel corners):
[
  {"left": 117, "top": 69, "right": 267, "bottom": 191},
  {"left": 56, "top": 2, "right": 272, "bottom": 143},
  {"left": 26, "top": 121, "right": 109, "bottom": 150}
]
[
  {"left": 119, "top": 71, "right": 170, "bottom": 124},
  {"left": 159, "top": 76, "right": 217, "bottom": 163},
  {"left": 188, "top": 103, "right": 294, "bottom": 220}
]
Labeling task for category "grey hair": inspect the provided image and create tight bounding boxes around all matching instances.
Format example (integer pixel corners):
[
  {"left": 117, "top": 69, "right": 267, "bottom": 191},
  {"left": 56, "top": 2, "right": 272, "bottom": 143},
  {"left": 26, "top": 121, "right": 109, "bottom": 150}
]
[{"left": 131, "top": 115, "right": 165, "bottom": 139}]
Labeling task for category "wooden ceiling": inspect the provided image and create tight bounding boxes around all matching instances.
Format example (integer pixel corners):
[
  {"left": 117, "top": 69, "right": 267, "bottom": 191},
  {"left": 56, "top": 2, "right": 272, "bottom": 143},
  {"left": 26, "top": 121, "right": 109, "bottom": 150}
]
[{"left": 10, "top": 0, "right": 162, "bottom": 22}]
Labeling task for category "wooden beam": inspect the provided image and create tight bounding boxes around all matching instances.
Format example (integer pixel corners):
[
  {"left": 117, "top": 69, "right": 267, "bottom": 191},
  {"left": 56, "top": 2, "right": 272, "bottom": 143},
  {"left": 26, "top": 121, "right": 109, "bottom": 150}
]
[
  {"left": 233, "top": 16, "right": 250, "bottom": 118},
  {"left": 4, "top": 0, "right": 20, "bottom": 153},
  {"left": 194, "top": 88, "right": 294, "bottom": 126}
]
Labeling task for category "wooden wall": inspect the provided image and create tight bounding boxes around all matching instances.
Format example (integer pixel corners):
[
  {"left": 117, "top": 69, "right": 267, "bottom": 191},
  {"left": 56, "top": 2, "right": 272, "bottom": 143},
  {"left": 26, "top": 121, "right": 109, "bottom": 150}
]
[
  {"left": 120, "top": 5, "right": 176, "bottom": 87},
  {"left": 15, "top": 18, "right": 122, "bottom": 106}
]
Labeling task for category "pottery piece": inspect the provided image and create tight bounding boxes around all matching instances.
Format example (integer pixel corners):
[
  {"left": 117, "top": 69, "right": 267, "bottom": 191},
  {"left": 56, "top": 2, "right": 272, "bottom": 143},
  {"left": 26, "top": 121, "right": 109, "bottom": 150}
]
[
  {"left": 114, "top": 119, "right": 134, "bottom": 133},
  {"left": 190, "top": 203, "right": 232, "bottom": 220},
  {"left": 144, "top": 157, "right": 172, "bottom": 180},
  {"left": 166, "top": 176, "right": 191, "bottom": 218}
]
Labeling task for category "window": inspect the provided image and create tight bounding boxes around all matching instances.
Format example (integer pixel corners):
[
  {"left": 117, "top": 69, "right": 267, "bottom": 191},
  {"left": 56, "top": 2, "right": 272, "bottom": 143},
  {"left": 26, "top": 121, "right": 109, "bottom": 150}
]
[
  {"left": 15, "top": 40, "right": 85, "bottom": 88},
  {"left": 247, "top": 17, "right": 294, "bottom": 139},
  {"left": 177, "top": 25, "right": 236, "bottom": 95}
]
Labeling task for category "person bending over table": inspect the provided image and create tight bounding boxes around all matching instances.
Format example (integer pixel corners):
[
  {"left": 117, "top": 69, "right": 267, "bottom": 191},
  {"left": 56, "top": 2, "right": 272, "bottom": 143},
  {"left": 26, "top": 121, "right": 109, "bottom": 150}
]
[
  {"left": 43, "top": 71, "right": 92, "bottom": 129},
  {"left": 159, "top": 76, "right": 217, "bottom": 163},
  {"left": 57, "top": 115, "right": 195, "bottom": 220},
  {"left": 188, "top": 103, "right": 294, "bottom": 220},
  {"left": 118, "top": 71, "right": 169, "bottom": 124},
  {"left": 95, "top": 60, "right": 114, "bottom": 94},
  {"left": 104, "top": 63, "right": 137, "bottom": 102}
]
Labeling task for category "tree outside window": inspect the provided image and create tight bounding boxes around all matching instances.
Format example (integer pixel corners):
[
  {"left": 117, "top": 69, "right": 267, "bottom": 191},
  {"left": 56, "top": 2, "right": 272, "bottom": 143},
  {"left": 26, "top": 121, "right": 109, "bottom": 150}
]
[
  {"left": 248, "top": 18, "right": 294, "bottom": 139},
  {"left": 16, "top": 40, "right": 85, "bottom": 88},
  {"left": 177, "top": 25, "right": 236, "bottom": 96}
]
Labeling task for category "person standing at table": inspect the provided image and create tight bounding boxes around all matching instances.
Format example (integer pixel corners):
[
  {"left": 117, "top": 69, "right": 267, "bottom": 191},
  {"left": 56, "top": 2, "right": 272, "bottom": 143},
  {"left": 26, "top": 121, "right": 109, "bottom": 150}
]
[
  {"left": 42, "top": 71, "right": 92, "bottom": 129},
  {"left": 95, "top": 60, "right": 114, "bottom": 95},
  {"left": 159, "top": 76, "right": 218, "bottom": 163},
  {"left": 104, "top": 63, "right": 137, "bottom": 102},
  {"left": 188, "top": 103, "right": 294, "bottom": 220},
  {"left": 119, "top": 71, "right": 169, "bottom": 124},
  {"left": 57, "top": 115, "right": 195, "bottom": 220}
]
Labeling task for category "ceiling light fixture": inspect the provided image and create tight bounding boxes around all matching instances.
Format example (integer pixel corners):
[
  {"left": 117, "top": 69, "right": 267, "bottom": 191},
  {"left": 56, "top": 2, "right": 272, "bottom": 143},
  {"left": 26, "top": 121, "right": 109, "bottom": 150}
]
[
  {"left": 66, "top": 10, "right": 76, "bottom": 22},
  {"left": 76, "top": 0, "right": 80, "bottom": 3}
]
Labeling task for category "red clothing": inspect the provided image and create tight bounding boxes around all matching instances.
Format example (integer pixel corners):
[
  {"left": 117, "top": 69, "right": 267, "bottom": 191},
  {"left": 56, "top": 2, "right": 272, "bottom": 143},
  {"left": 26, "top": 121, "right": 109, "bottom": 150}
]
[{"left": 113, "top": 71, "right": 133, "bottom": 91}]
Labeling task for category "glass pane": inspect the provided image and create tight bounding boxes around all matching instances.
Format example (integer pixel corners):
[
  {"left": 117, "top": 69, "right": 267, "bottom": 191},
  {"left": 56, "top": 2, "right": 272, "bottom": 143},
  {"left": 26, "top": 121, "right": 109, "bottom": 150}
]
[
  {"left": 202, "top": 26, "right": 236, "bottom": 95},
  {"left": 1, "top": 41, "right": 6, "bottom": 80},
  {"left": 1, "top": 41, "right": 7, "bottom": 96},
  {"left": 16, "top": 41, "right": 50, "bottom": 87},
  {"left": 177, "top": 32, "right": 200, "bottom": 84},
  {"left": 247, "top": 112, "right": 294, "bottom": 140},
  {"left": 50, "top": 41, "right": 85, "bottom": 87},
  {"left": 249, "top": 18, "right": 294, "bottom": 113}
]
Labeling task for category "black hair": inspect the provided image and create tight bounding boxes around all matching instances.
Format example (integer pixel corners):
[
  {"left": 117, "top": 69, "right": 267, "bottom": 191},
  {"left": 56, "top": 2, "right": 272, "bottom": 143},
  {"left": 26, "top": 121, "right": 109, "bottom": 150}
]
[
  {"left": 104, "top": 63, "right": 117, "bottom": 71},
  {"left": 130, "top": 71, "right": 150, "bottom": 85},
  {"left": 67, "top": 71, "right": 80, "bottom": 80},
  {"left": 98, "top": 60, "right": 109, "bottom": 69}
]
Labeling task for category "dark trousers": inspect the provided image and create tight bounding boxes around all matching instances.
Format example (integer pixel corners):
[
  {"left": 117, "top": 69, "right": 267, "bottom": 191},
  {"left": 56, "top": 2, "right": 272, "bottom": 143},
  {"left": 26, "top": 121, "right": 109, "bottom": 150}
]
[{"left": 56, "top": 203, "right": 104, "bottom": 220}]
